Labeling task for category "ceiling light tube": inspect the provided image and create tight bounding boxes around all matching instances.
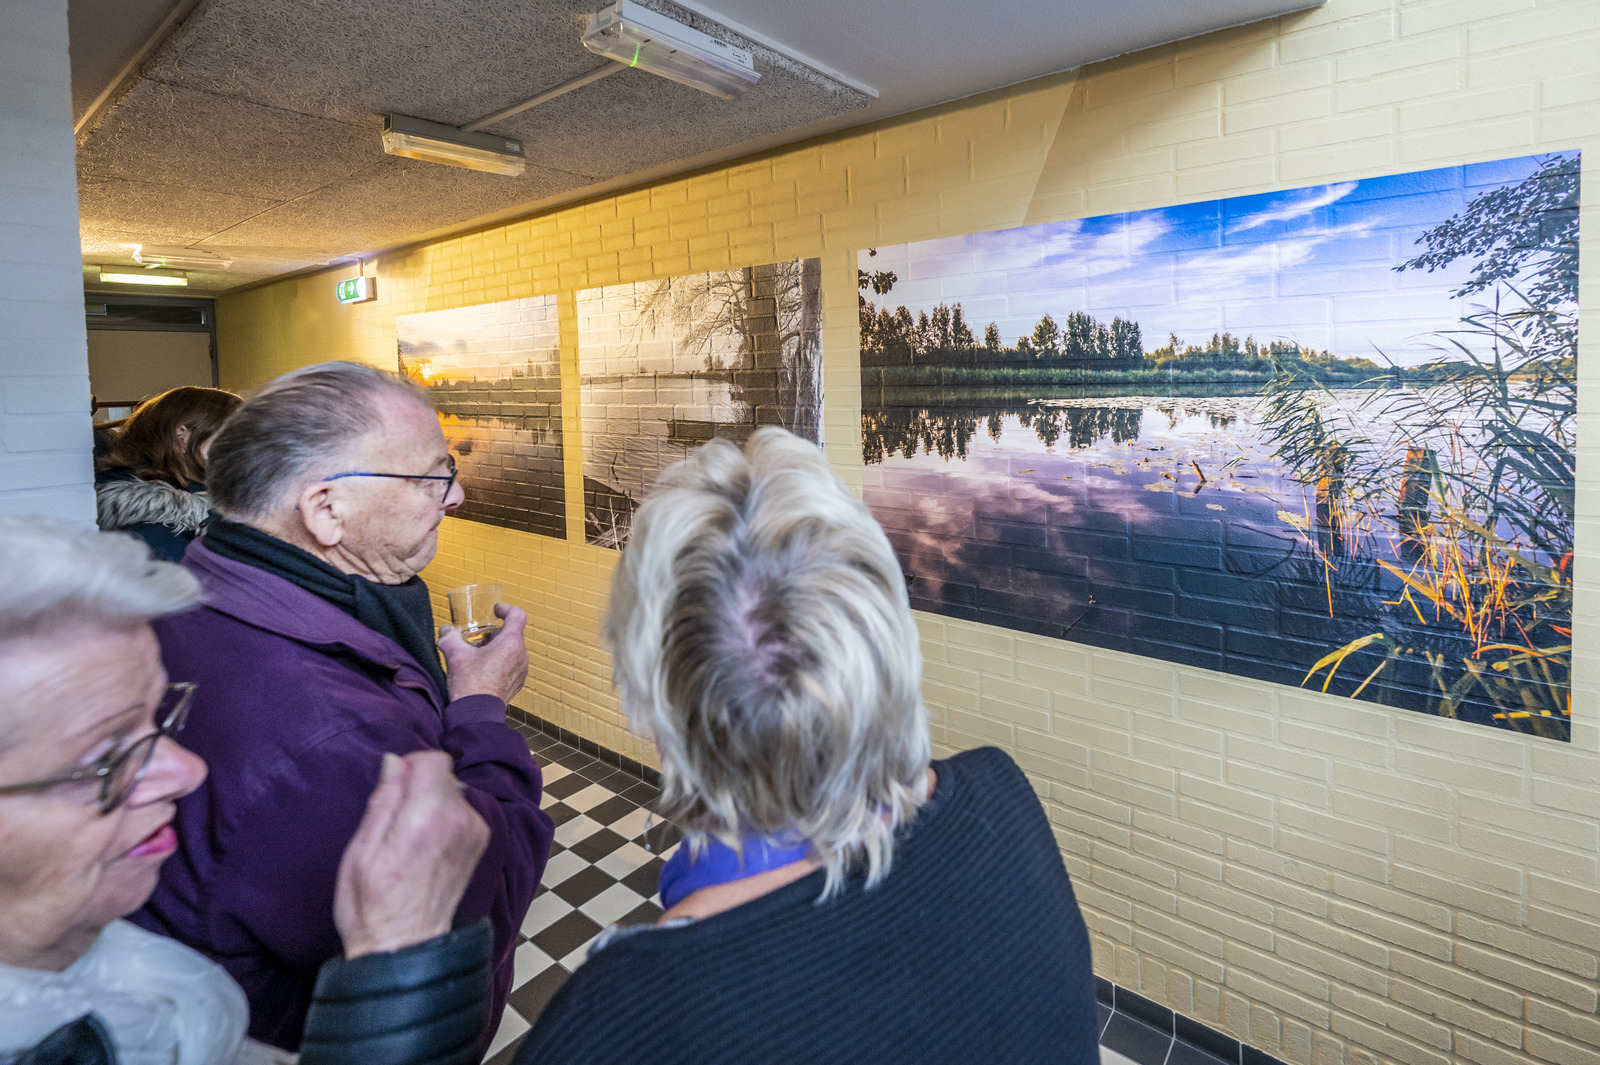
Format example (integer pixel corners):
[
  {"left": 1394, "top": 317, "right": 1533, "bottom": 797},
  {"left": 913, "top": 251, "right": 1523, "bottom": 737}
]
[
  {"left": 98, "top": 267, "right": 188, "bottom": 287},
  {"left": 134, "top": 245, "right": 233, "bottom": 269},
  {"left": 582, "top": 0, "right": 760, "bottom": 100},
  {"left": 381, "top": 114, "right": 527, "bottom": 176}
]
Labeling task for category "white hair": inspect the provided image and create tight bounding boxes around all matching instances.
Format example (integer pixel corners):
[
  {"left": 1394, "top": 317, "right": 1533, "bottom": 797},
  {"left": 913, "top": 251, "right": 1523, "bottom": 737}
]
[
  {"left": 0, "top": 516, "right": 201, "bottom": 641},
  {"left": 205, "top": 361, "right": 428, "bottom": 519},
  {"left": 604, "top": 428, "right": 931, "bottom": 898}
]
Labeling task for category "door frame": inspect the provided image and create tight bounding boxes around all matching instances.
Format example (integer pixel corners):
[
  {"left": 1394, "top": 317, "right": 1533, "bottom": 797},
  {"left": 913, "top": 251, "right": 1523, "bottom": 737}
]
[{"left": 84, "top": 293, "right": 219, "bottom": 390}]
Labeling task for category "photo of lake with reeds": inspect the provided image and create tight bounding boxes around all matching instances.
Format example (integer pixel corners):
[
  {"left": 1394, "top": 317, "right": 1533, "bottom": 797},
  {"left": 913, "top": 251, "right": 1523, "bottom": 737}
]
[
  {"left": 861, "top": 152, "right": 1578, "bottom": 738},
  {"left": 396, "top": 295, "right": 565, "bottom": 539}
]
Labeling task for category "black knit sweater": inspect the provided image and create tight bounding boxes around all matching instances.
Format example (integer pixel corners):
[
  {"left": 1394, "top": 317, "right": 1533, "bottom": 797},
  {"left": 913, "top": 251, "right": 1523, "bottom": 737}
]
[{"left": 514, "top": 746, "right": 1099, "bottom": 1065}]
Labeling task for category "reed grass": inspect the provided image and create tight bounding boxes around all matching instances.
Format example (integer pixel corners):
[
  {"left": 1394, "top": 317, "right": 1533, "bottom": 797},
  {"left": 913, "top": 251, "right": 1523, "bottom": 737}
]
[{"left": 1262, "top": 290, "right": 1573, "bottom": 737}]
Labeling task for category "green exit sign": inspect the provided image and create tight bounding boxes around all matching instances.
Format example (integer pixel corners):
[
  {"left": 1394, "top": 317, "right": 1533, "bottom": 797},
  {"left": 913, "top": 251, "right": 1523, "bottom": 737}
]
[{"left": 336, "top": 276, "right": 376, "bottom": 304}]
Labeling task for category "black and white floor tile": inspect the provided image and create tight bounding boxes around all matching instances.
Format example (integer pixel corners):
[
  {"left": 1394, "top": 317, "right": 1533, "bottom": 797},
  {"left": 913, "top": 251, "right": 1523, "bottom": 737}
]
[
  {"left": 486, "top": 722, "right": 1262, "bottom": 1065},
  {"left": 484, "top": 724, "right": 684, "bottom": 1063}
]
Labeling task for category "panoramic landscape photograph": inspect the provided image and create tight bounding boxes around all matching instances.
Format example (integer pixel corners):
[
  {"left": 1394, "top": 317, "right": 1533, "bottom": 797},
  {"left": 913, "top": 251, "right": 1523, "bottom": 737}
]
[
  {"left": 396, "top": 295, "right": 566, "bottom": 539},
  {"left": 860, "top": 151, "right": 1579, "bottom": 738},
  {"left": 578, "top": 259, "right": 823, "bottom": 548}
]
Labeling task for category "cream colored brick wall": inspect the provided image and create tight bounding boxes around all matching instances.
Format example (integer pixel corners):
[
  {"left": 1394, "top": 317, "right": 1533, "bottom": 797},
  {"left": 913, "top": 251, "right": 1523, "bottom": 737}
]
[{"left": 216, "top": 1, "right": 1600, "bottom": 1062}]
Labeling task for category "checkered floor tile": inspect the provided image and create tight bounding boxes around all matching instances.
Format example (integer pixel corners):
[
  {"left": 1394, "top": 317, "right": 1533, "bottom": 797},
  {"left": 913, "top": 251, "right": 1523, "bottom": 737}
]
[{"left": 483, "top": 725, "right": 683, "bottom": 1064}]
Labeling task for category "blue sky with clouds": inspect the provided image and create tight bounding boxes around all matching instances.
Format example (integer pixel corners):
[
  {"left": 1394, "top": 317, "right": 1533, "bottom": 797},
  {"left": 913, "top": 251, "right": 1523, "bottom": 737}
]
[{"left": 862, "top": 151, "right": 1577, "bottom": 367}]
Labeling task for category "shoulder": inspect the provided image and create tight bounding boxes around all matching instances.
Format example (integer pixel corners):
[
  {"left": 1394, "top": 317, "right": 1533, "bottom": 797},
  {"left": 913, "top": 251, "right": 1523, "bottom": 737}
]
[
  {"left": 155, "top": 613, "right": 437, "bottom": 787},
  {"left": 915, "top": 747, "right": 1059, "bottom": 860},
  {"left": 940, "top": 746, "right": 1035, "bottom": 803},
  {"left": 517, "top": 945, "right": 690, "bottom": 1065},
  {"left": 154, "top": 607, "right": 368, "bottom": 697},
  {"left": 95, "top": 477, "right": 211, "bottom": 535},
  {"left": 89, "top": 922, "right": 249, "bottom": 1018}
]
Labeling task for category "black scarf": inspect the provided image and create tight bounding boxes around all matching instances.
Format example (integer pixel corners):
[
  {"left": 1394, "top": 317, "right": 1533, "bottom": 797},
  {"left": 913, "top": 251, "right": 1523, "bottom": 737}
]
[{"left": 203, "top": 520, "right": 449, "bottom": 702}]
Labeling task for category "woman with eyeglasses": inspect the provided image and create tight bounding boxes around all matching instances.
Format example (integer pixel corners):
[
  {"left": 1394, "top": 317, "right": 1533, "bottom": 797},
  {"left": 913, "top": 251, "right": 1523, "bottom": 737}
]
[{"left": 0, "top": 516, "right": 495, "bottom": 1065}]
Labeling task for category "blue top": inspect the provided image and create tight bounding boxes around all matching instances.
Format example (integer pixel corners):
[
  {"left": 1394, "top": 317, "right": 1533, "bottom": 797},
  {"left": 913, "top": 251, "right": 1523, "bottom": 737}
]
[{"left": 657, "top": 834, "right": 812, "bottom": 911}]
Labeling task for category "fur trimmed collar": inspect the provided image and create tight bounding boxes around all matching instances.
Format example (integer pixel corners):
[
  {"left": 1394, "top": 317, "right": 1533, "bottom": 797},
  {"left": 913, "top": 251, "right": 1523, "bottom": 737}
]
[{"left": 96, "top": 477, "right": 212, "bottom": 535}]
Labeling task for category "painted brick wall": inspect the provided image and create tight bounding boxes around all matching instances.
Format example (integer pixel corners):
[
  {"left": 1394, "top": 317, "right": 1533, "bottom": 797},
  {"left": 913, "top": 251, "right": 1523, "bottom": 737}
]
[
  {"left": 215, "top": 1, "right": 1600, "bottom": 1063},
  {"left": 0, "top": 0, "right": 94, "bottom": 522}
]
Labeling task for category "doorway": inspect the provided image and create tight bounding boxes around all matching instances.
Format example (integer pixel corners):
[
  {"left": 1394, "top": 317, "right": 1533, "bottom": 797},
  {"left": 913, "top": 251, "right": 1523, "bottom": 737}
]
[{"left": 84, "top": 294, "right": 217, "bottom": 421}]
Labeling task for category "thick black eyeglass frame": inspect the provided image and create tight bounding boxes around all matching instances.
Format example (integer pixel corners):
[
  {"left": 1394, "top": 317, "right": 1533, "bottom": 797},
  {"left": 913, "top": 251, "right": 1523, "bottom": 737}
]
[
  {"left": 0, "top": 682, "right": 196, "bottom": 815},
  {"left": 321, "top": 454, "right": 458, "bottom": 503}
]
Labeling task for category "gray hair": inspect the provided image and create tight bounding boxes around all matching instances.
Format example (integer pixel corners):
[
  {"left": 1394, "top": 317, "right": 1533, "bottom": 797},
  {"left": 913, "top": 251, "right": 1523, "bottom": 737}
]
[
  {"left": 0, "top": 516, "right": 201, "bottom": 641},
  {"left": 206, "top": 361, "right": 428, "bottom": 519},
  {"left": 604, "top": 428, "right": 930, "bottom": 897}
]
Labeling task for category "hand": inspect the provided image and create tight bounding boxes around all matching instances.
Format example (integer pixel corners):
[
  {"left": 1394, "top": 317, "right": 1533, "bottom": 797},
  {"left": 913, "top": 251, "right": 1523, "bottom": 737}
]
[
  {"left": 334, "top": 751, "right": 490, "bottom": 959},
  {"left": 439, "top": 603, "right": 530, "bottom": 704}
]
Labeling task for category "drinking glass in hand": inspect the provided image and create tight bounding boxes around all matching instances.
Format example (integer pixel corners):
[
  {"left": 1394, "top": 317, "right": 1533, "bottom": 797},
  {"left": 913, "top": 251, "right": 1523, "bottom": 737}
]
[{"left": 446, "top": 583, "right": 504, "bottom": 646}]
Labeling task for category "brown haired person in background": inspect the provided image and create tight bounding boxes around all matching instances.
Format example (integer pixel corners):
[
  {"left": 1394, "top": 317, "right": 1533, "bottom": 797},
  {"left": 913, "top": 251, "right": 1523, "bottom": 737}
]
[{"left": 96, "top": 386, "right": 241, "bottom": 562}]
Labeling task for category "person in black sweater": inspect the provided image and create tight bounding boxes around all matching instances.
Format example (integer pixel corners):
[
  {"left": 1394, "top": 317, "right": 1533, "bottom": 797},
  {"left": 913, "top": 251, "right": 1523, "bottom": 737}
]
[{"left": 515, "top": 428, "right": 1099, "bottom": 1065}]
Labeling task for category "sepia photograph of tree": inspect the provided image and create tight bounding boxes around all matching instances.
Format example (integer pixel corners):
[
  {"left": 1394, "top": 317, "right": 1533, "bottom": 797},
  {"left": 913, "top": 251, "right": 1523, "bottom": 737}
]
[{"left": 578, "top": 259, "right": 823, "bottom": 548}]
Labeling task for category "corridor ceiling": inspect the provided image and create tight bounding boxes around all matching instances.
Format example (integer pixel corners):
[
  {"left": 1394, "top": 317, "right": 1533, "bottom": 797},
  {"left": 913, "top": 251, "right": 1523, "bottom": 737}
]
[{"left": 72, "top": 0, "right": 1322, "bottom": 294}]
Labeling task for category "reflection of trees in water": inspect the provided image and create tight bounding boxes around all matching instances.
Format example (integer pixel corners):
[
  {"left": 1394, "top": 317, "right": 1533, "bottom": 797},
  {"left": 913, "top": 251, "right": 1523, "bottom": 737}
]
[
  {"left": 862, "top": 406, "right": 979, "bottom": 463},
  {"left": 863, "top": 401, "right": 1142, "bottom": 463},
  {"left": 1018, "top": 405, "right": 1142, "bottom": 449}
]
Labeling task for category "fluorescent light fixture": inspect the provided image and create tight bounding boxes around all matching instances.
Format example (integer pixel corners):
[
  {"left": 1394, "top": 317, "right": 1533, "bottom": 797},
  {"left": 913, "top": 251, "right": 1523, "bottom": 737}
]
[
  {"left": 381, "top": 114, "right": 526, "bottom": 176},
  {"left": 133, "top": 245, "right": 233, "bottom": 269},
  {"left": 582, "top": 0, "right": 760, "bottom": 100},
  {"left": 98, "top": 267, "right": 188, "bottom": 287}
]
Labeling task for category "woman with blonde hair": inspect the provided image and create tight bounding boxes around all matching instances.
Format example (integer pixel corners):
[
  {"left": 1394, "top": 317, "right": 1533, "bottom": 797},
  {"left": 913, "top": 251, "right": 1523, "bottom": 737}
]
[
  {"left": 516, "top": 428, "right": 1099, "bottom": 1065},
  {"left": 97, "top": 386, "right": 241, "bottom": 562}
]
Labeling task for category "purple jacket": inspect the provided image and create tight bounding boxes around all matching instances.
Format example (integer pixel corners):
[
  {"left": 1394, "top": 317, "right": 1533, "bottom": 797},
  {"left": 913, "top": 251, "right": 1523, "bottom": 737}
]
[{"left": 133, "top": 541, "right": 552, "bottom": 1050}]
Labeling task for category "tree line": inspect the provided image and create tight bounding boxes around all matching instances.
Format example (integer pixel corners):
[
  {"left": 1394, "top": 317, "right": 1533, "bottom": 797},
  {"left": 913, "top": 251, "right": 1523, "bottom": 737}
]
[{"left": 858, "top": 267, "right": 1382, "bottom": 377}]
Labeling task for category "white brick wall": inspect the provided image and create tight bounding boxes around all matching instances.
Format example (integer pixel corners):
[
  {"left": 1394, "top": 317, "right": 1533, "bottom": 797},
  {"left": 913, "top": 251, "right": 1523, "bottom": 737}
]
[{"left": 0, "top": 0, "right": 94, "bottom": 522}]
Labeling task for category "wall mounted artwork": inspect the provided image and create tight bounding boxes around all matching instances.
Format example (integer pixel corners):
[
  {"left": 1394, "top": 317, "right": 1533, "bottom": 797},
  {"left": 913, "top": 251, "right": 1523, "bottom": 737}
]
[
  {"left": 860, "top": 152, "right": 1578, "bottom": 739},
  {"left": 397, "top": 295, "right": 565, "bottom": 539},
  {"left": 578, "top": 259, "right": 824, "bottom": 548}
]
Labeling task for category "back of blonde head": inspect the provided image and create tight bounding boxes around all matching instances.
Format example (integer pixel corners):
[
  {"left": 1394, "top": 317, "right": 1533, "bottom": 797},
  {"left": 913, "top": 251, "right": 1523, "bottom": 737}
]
[{"left": 605, "top": 428, "right": 930, "bottom": 896}]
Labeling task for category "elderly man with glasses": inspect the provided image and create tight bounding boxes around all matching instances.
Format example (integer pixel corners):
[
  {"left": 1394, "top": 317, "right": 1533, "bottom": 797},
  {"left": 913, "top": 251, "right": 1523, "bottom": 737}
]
[{"left": 132, "top": 361, "right": 553, "bottom": 1052}]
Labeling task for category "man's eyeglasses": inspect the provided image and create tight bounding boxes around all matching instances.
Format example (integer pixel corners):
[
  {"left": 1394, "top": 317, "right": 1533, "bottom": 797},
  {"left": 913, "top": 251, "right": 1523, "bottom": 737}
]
[
  {"left": 0, "top": 682, "right": 196, "bottom": 815},
  {"left": 322, "top": 454, "right": 458, "bottom": 504}
]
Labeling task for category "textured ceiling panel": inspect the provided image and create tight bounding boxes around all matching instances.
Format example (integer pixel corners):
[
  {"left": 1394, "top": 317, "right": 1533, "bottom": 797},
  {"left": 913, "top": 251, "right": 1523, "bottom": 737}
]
[
  {"left": 142, "top": 0, "right": 861, "bottom": 126},
  {"left": 192, "top": 155, "right": 583, "bottom": 257},
  {"left": 76, "top": 0, "right": 1318, "bottom": 294},
  {"left": 81, "top": 0, "right": 869, "bottom": 292},
  {"left": 497, "top": 61, "right": 846, "bottom": 179},
  {"left": 79, "top": 177, "right": 293, "bottom": 288},
  {"left": 78, "top": 176, "right": 277, "bottom": 243},
  {"left": 77, "top": 80, "right": 374, "bottom": 199}
]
